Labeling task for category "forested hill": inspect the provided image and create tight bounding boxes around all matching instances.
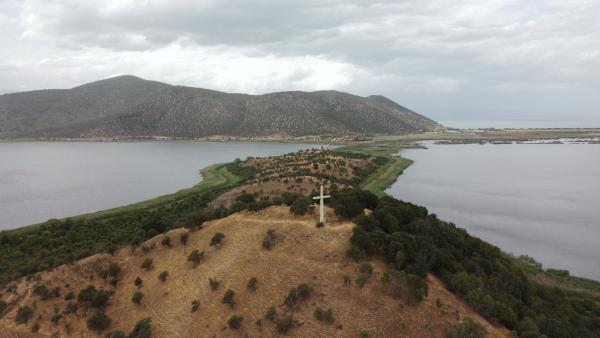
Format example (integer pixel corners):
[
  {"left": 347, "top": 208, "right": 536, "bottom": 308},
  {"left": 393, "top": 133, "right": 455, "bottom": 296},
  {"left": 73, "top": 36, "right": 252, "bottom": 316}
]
[{"left": 0, "top": 75, "right": 442, "bottom": 139}]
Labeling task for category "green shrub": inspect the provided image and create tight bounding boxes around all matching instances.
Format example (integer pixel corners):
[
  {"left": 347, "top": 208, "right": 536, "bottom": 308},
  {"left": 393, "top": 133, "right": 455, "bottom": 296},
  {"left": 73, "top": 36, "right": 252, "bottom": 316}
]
[
  {"left": 134, "top": 277, "right": 143, "bottom": 288},
  {"left": 265, "top": 306, "right": 277, "bottom": 321},
  {"left": 297, "top": 284, "right": 312, "bottom": 298},
  {"left": 276, "top": 316, "right": 294, "bottom": 334},
  {"left": 64, "top": 290, "right": 75, "bottom": 300},
  {"left": 179, "top": 232, "right": 189, "bottom": 246},
  {"left": 210, "top": 232, "right": 225, "bottom": 248},
  {"left": 290, "top": 197, "right": 311, "bottom": 215},
  {"left": 209, "top": 278, "right": 220, "bottom": 291},
  {"left": 355, "top": 274, "right": 370, "bottom": 288},
  {"left": 132, "top": 291, "right": 144, "bottom": 305},
  {"left": 15, "top": 306, "right": 33, "bottom": 324},
  {"left": 247, "top": 277, "right": 258, "bottom": 291},
  {"left": 129, "top": 317, "right": 152, "bottom": 338},
  {"left": 106, "top": 330, "right": 126, "bottom": 338},
  {"left": 33, "top": 284, "right": 49, "bottom": 299},
  {"left": 140, "top": 258, "right": 153, "bottom": 270},
  {"left": 86, "top": 310, "right": 111, "bottom": 331},
  {"left": 158, "top": 271, "right": 168, "bottom": 282},
  {"left": 31, "top": 322, "right": 40, "bottom": 332},
  {"left": 222, "top": 289, "right": 236, "bottom": 308},
  {"left": 445, "top": 317, "right": 486, "bottom": 338},
  {"left": 161, "top": 236, "right": 172, "bottom": 247},
  {"left": 64, "top": 301, "right": 77, "bottom": 314},
  {"left": 108, "top": 263, "right": 120, "bottom": 278},
  {"left": 187, "top": 250, "right": 204, "bottom": 267},
  {"left": 227, "top": 315, "right": 243, "bottom": 329},
  {"left": 314, "top": 307, "right": 334, "bottom": 324}
]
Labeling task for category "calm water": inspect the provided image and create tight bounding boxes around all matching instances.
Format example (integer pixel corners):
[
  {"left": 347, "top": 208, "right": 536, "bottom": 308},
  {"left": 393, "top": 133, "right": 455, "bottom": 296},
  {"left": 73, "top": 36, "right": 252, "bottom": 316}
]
[
  {"left": 0, "top": 141, "right": 321, "bottom": 230},
  {"left": 388, "top": 142, "right": 600, "bottom": 280}
]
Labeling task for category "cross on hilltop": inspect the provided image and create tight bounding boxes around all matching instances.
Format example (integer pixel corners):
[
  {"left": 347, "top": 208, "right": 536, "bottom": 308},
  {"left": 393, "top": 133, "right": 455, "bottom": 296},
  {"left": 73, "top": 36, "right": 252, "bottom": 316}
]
[{"left": 313, "top": 185, "right": 331, "bottom": 224}]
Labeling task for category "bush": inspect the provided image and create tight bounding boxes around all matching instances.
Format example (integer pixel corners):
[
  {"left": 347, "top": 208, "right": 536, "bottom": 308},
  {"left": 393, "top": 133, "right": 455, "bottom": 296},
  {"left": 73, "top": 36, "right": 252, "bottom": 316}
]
[
  {"left": 359, "top": 262, "right": 373, "bottom": 276},
  {"left": 0, "top": 299, "right": 7, "bottom": 313},
  {"left": 64, "top": 301, "right": 77, "bottom": 314},
  {"left": 135, "top": 277, "right": 143, "bottom": 288},
  {"left": 445, "top": 317, "right": 486, "bottom": 338},
  {"left": 132, "top": 291, "right": 144, "bottom": 305},
  {"left": 290, "top": 197, "right": 311, "bottom": 215},
  {"left": 77, "top": 286, "right": 111, "bottom": 308},
  {"left": 265, "top": 306, "right": 277, "bottom": 321},
  {"left": 297, "top": 283, "right": 312, "bottom": 298},
  {"left": 247, "top": 277, "right": 257, "bottom": 291},
  {"left": 140, "top": 258, "right": 153, "bottom": 270},
  {"left": 191, "top": 300, "right": 200, "bottom": 313},
  {"left": 106, "top": 330, "right": 126, "bottom": 338},
  {"left": 33, "top": 284, "right": 49, "bottom": 299},
  {"left": 180, "top": 232, "right": 189, "bottom": 245},
  {"left": 355, "top": 273, "right": 370, "bottom": 288},
  {"left": 51, "top": 313, "right": 62, "bottom": 324},
  {"left": 86, "top": 310, "right": 111, "bottom": 331},
  {"left": 15, "top": 305, "right": 33, "bottom": 324},
  {"left": 187, "top": 250, "right": 204, "bottom": 267},
  {"left": 158, "top": 271, "right": 168, "bottom": 282},
  {"left": 284, "top": 284, "right": 312, "bottom": 308},
  {"left": 108, "top": 263, "right": 120, "bottom": 278},
  {"left": 262, "top": 229, "right": 277, "bottom": 250},
  {"left": 129, "top": 317, "right": 152, "bottom": 338},
  {"left": 222, "top": 289, "right": 236, "bottom": 308},
  {"left": 276, "top": 316, "right": 294, "bottom": 334},
  {"left": 209, "top": 278, "right": 220, "bottom": 291},
  {"left": 210, "top": 232, "right": 225, "bottom": 248},
  {"left": 31, "top": 322, "right": 40, "bottom": 332},
  {"left": 314, "top": 307, "right": 334, "bottom": 324},
  {"left": 227, "top": 315, "right": 243, "bottom": 329},
  {"left": 161, "top": 236, "right": 172, "bottom": 247},
  {"left": 64, "top": 290, "right": 74, "bottom": 300}
]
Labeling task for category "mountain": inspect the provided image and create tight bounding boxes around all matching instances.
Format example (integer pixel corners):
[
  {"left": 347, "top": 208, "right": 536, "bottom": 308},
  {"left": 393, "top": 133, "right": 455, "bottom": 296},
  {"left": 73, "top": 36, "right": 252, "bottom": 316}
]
[{"left": 0, "top": 75, "right": 442, "bottom": 139}]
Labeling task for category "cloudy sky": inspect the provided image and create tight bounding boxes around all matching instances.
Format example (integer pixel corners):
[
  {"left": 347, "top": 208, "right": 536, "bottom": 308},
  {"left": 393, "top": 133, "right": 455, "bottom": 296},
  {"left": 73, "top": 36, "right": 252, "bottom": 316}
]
[{"left": 1, "top": 0, "right": 598, "bottom": 127}]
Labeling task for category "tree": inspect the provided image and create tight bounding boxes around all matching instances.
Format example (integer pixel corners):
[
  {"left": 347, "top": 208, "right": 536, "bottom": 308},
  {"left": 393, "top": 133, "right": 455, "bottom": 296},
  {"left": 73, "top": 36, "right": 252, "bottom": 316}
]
[
  {"left": 247, "top": 277, "right": 257, "bottom": 291},
  {"left": 158, "top": 271, "right": 168, "bottom": 282},
  {"left": 161, "top": 236, "right": 172, "bottom": 247},
  {"left": 15, "top": 306, "right": 33, "bottom": 324},
  {"left": 222, "top": 289, "right": 236, "bottom": 308},
  {"left": 187, "top": 250, "right": 204, "bottom": 267},
  {"left": 140, "top": 258, "right": 153, "bottom": 270},
  {"left": 132, "top": 291, "right": 144, "bottom": 305},
  {"left": 227, "top": 315, "right": 243, "bottom": 329},
  {"left": 276, "top": 316, "right": 293, "bottom": 334},
  {"left": 290, "top": 197, "right": 311, "bottom": 215},
  {"left": 86, "top": 310, "right": 111, "bottom": 331},
  {"left": 129, "top": 317, "right": 152, "bottom": 338},
  {"left": 210, "top": 232, "right": 225, "bottom": 248},
  {"left": 180, "top": 232, "right": 189, "bottom": 246}
]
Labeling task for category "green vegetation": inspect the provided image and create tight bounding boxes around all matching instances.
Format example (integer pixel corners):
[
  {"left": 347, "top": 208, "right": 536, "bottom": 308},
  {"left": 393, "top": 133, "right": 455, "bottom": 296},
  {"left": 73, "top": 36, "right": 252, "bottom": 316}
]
[
  {"left": 290, "top": 196, "right": 312, "bottom": 215},
  {"left": 132, "top": 291, "right": 144, "bottom": 305},
  {"left": 445, "top": 317, "right": 486, "bottom": 338},
  {"left": 276, "top": 316, "right": 294, "bottom": 334},
  {"left": 77, "top": 286, "right": 111, "bottom": 308},
  {"left": 247, "top": 277, "right": 257, "bottom": 291},
  {"left": 129, "top": 317, "right": 152, "bottom": 338},
  {"left": 0, "top": 162, "right": 249, "bottom": 285},
  {"left": 346, "top": 189, "right": 600, "bottom": 337},
  {"left": 86, "top": 310, "right": 111, "bottom": 331},
  {"left": 227, "top": 315, "right": 243, "bottom": 329},
  {"left": 222, "top": 289, "right": 236, "bottom": 308},
  {"left": 265, "top": 306, "right": 277, "bottom": 322},
  {"left": 284, "top": 283, "right": 313, "bottom": 308},
  {"left": 314, "top": 307, "right": 334, "bottom": 324},
  {"left": 210, "top": 232, "right": 225, "bottom": 248},
  {"left": 209, "top": 278, "right": 220, "bottom": 291},
  {"left": 158, "top": 271, "right": 168, "bottom": 282},
  {"left": 15, "top": 305, "right": 33, "bottom": 324},
  {"left": 187, "top": 250, "right": 204, "bottom": 267},
  {"left": 140, "top": 258, "right": 153, "bottom": 270}
]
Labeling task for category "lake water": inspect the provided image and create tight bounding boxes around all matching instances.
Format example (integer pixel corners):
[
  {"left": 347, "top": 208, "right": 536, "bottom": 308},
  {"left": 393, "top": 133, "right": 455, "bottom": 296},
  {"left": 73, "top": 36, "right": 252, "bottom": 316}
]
[
  {"left": 0, "top": 141, "right": 322, "bottom": 230},
  {"left": 388, "top": 142, "right": 600, "bottom": 280}
]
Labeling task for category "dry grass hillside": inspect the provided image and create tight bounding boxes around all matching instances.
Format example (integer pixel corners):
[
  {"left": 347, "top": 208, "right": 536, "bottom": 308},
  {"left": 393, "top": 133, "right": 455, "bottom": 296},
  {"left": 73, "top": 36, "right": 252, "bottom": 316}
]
[{"left": 0, "top": 206, "right": 508, "bottom": 338}]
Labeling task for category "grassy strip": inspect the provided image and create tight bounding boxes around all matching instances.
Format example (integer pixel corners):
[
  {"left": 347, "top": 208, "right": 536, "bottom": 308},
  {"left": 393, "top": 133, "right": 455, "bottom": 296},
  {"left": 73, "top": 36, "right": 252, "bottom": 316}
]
[
  {"left": 360, "top": 157, "right": 413, "bottom": 197},
  {"left": 9, "top": 164, "right": 241, "bottom": 235}
]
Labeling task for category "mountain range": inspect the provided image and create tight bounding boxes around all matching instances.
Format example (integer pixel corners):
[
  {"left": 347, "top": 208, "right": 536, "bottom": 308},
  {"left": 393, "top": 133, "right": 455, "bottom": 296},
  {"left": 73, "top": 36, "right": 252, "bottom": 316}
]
[{"left": 0, "top": 75, "right": 442, "bottom": 139}]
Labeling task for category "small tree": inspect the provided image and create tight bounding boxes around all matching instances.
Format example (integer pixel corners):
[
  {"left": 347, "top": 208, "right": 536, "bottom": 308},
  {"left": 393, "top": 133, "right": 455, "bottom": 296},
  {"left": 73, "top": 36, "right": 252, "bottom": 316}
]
[
  {"left": 180, "top": 232, "right": 189, "bottom": 246},
  {"left": 209, "top": 278, "right": 220, "bottom": 291},
  {"left": 135, "top": 277, "right": 143, "bottom": 288},
  {"left": 15, "top": 306, "right": 33, "bottom": 324},
  {"left": 265, "top": 306, "right": 277, "bottom": 322},
  {"left": 191, "top": 300, "right": 200, "bottom": 313},
  {"left": 276, "top": 316, "right": 294, "bottom": 334},
  {"left": 158, "top": 271, "right": 168, "bottom": 282},
  {"left": 140, "top": 258, "right": 153, "bottom": 270},
  {"left": 290, "top": 197, "right": 310, "bottom": 215},
  {"left": 222, "top": 289, "right": 236, "bottom": 308},
  {"left": 129, "top": 317, "right": 152, "bottom": 338},
  {"left": 132, "top": 291, "right": 144, "bottom": 305},
  {"left": 227, "top": 315, "right": 243, "bottom": 329},
  {"left": 187, "top": 250, "right": 204, "bottom": 267},
  {"left": 210, "top": 232, "right": 225, "bottom": 248},
  {"left": 108, "top": 263, "right": 121, "bottom": 278},
  {"left": 161, "top": 236, "right": 172, "bottom": 247},
  {"left": 247, "top": 277, "right": 258, "bottom": 291},
  {"left": 86, "top": 310, "right": 111, "bottom": 331}
]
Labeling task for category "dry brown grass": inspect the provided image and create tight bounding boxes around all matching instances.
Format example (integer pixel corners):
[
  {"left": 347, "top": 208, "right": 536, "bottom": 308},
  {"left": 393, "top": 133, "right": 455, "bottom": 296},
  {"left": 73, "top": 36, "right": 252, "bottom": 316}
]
[{"left": 0, "top": 206, "right": 508, "bottom": 337}]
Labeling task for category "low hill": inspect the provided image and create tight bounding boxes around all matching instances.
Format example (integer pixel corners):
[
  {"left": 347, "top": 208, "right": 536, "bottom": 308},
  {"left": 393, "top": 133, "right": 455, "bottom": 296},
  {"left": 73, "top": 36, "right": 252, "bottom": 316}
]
[
  {"left": 0, "top": 206, "right": 507, "bottom": 337},
  {"left": 0, "top": 76, "right": 442, "bottom": 139}
]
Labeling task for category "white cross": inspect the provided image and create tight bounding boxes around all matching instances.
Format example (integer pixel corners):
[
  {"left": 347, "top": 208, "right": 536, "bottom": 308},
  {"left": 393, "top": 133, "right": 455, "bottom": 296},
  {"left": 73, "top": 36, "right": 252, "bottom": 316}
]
[{"left": 312, "top": 185, "right": 331, "bottom": 223}]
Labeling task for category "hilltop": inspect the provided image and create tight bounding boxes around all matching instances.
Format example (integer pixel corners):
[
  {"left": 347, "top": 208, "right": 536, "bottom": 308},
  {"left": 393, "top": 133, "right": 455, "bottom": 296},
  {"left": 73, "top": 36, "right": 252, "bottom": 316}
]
[
  {"left": 0, "top": 206, "right": 507, "bottom": 337},
  {"left": 0, "top": 75, "right": 442, "bottom": 139}
]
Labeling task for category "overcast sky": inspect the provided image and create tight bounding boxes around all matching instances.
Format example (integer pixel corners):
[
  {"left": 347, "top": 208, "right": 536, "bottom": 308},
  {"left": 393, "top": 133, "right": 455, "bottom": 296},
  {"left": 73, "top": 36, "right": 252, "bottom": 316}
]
[{"left": 1, "top": 0, "right": 598, "bottom": 127}]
